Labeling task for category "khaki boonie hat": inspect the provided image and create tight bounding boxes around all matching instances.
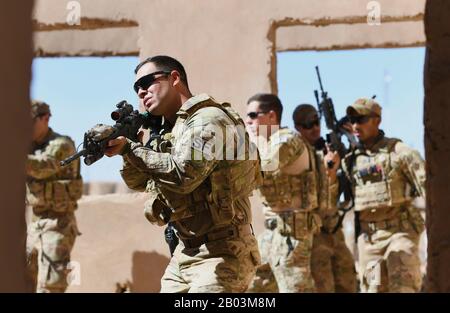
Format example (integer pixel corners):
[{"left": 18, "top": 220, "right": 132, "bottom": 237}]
[
  {"left": 293, "top": 104, "right": 318, "bottom": 125},
  {"left": 31, "top": 100, "right": 51, "bottom": 118},
  {"left": 346, "top": 98, "right": 381, "bottom": 117}
]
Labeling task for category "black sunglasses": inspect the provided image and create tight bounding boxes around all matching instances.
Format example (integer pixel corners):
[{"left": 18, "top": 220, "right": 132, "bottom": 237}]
[
  {"left": 296, "top": 119, "right": 320, "bottom": 130},
  {"left": 247, "top": 111, "right": 268, "bottom": 119},
  {"left": 133, "top": 71, "right": 171, "bottom": 93},
  {"left": 349, "top": 115, "right": 377, "bottom": 125}
]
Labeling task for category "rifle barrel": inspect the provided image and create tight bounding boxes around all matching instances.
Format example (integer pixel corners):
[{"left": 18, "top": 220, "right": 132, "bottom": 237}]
[
  {"left": 60, "top": 149, "right": 86, "bottom": 166},
  {"left": 315, "top": 66, "right": 324, "bottom": 92}
]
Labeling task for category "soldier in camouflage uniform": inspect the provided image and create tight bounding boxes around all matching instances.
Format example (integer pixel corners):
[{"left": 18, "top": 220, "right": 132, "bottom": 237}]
[
  {"left": 102, "top": 55, "right": 261, "bottom": 293},
  {"left": 245, "top": 94, "right": 321, "bottom": 293},
  {"left": 293, "top": 104, "right": 357, "bottom": 293},
  {"left": 26, "top": 100, "right": 83, "bottom": 293},
  {"left": 342, "top": 98, "right": 426, "bottom": 292}
]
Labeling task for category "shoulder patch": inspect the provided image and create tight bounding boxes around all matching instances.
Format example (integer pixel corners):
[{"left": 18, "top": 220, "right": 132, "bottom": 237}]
[
  {"left": 271, "top": 128, "right": 296, "bottom": 145},
  {"left": 385, "top": 137, "right": 402, "bottom": 153}
]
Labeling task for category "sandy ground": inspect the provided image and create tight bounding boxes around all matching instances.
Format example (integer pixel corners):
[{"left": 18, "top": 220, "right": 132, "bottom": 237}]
[{"left": 39, "top": 192, "right": 426, "bottom": 292}]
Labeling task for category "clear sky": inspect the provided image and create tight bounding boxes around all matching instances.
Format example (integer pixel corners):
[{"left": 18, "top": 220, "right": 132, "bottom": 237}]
[
  {"left": 31, "top": 56, "right": 139, "bottom": 182},
  {"left": 31, "top": 47, "right": 425, "bottom": 182}
]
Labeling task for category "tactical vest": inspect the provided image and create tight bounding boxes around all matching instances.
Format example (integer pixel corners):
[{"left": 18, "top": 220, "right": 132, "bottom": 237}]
[
  {"left": 26, "top": 131, "right": 83, "bottom": 213},
  {"left": 259, "top": 129, "right": 318, "bottom": 212},
  {"left": 144, "top": 95, "right": 262, "bottom": 227},
  {"left": 348, "top": 137, "right": 412, "bottom": 212}
]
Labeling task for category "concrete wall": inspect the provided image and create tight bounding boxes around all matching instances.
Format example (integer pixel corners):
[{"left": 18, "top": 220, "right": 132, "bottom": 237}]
[
  {"left": 23, "top": 0, "right": 449, "bottom": 292},
  {"left": 0, "top": 1, "right": 33, "bottom": 292},
  {"left": 423, "top": 0, "right": 450, "bottom": 293}
]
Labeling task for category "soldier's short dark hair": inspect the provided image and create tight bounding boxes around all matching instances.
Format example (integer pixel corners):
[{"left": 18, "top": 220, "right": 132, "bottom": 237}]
[
  {"left": 134, "top": 55, "right": 189, "bottom": 89},
  {"left": 292, "top": 104, "right": 318, "bottom": 124},
  {"left": 247, "top": 93, "right": 283, "bottom": 123}
]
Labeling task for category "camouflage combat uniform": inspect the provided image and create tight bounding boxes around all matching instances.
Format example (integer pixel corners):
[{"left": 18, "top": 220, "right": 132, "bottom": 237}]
[
  {"left": 311, "top": 149, "right": 357, "bottom": 293},
  {"left": 26, "top": 126, "right": 83, "bottom": 293},
  {"left": 120, "top": 94, "right": 261, "bottom": 293},
  {"left": 342, "top": 132, "right": 426, "bottom": 292},
  {"left": 248, "top": 128, "right": 321, "bottom": 293}
]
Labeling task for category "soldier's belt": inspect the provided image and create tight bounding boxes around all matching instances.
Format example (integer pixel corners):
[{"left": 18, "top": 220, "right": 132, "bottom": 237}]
[
  {"left": 180, "top": 224, "right": 253, "bottom": 249},
  {"left": 263, "top": 211, "right": 305, "bottom": 230},
  {"left": 320, "top": 212, "right": 340, "bottom": 234},
  {"left": 360, "top": 211, "right": 409, "bottom": 234},
  {"left": 264, "top": 218, "right": 278, "bottom": 230}
]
